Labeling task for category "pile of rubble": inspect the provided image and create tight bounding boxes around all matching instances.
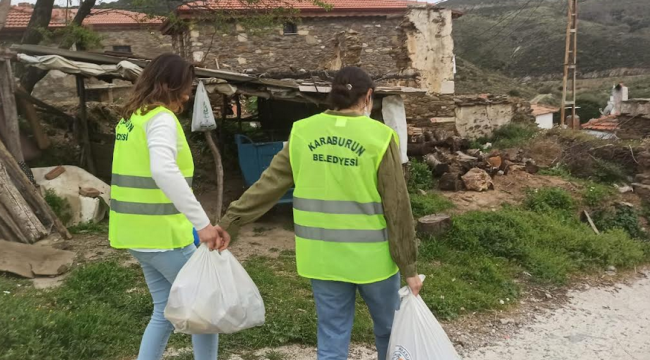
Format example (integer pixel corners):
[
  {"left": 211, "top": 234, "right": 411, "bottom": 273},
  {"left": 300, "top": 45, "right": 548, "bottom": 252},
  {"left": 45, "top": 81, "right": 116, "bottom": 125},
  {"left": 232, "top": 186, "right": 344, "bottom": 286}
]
[{"left": 408, "top": 129, "right": 539, "bottom": 192}]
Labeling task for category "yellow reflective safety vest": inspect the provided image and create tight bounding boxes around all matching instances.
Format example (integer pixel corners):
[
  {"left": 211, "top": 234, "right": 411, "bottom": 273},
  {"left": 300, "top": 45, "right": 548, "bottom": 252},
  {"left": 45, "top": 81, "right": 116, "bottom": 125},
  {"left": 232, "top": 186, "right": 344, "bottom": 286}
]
[
  {"left": 109, "top": 106, "right": 194, "bottom": 249},
  {"left": 289, "top": 112, "right": 399, "bottom": 284}
]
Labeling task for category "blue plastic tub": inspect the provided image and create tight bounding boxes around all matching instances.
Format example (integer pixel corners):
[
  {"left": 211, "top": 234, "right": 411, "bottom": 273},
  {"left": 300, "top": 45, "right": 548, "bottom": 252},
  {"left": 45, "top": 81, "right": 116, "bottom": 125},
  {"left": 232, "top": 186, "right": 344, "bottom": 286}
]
[{"left": 235, "top": 134, "right": 293, "bottom": 204}]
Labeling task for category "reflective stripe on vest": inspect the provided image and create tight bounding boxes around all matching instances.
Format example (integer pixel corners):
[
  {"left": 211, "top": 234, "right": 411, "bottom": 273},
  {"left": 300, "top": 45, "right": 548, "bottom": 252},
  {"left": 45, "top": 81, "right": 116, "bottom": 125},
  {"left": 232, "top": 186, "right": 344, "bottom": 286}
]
[
  {"left": 108, "top": 106, "right": 194, "bottom": 250},
  {"left": 294, "top": 224, "right": 388, "bottom": 243},
  {"left": 111, "top": 174, "right": 193, "bottom": 189},
  {"left": 293, "top": 197, "right": 384, "bottom": 215},
  {"left": 289, "top": 112, "right": 399, "bottom": 284}
]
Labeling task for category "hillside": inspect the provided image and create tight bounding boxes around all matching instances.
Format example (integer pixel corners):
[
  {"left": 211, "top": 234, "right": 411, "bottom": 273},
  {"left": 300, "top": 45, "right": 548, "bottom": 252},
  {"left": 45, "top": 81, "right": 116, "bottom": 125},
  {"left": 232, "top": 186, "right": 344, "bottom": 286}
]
[{"left": 444, "top": 0, "right": 650, "bottom": 78}]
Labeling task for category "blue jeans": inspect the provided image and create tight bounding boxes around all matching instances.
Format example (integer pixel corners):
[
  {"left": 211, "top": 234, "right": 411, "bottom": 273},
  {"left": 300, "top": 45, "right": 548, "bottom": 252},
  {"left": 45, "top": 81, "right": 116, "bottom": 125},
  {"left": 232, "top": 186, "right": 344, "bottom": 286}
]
[
  {"left": 129, "top": 244, "right": 219, "bottom": 360},
  {"left": 311, "top": 273, "right": 400, "bottom": 360}
]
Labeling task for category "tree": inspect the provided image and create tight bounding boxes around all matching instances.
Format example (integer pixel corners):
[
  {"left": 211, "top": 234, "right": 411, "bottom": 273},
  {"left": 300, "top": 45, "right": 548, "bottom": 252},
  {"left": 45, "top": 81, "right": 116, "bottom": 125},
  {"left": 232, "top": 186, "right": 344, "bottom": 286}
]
[
  {"left": 0, "top": 0, "right": 10, "bottom": 32},
  {"left": 18, "top": 0, "right": 97, "bottom": 93}
]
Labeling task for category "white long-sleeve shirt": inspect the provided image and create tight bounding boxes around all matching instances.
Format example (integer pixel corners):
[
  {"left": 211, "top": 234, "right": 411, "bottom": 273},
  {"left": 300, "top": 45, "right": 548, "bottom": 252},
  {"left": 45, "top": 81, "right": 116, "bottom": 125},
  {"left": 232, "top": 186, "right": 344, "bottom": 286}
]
[{"left": 131, "top": 112, "right": 210, "bottom": 252}]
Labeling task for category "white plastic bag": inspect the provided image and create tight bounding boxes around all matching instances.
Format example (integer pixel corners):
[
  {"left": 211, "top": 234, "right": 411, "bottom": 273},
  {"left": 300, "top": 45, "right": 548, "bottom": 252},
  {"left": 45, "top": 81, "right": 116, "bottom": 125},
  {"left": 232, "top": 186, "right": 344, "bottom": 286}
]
[
  {"left": 191, "top": 81, "right": 217, "bottom": 132},
  {"left": 387, "top": 275, "right": 461, "bottom": 360},
  {"left": 164, "top": 245, "right": 265, "bottom": 334}
]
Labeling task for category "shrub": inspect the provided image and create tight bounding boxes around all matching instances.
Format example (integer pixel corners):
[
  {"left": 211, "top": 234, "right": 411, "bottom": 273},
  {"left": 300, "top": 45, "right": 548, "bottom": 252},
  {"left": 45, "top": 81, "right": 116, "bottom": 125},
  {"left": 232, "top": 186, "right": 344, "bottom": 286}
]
[
  {"left": 592, "top": 205, "right": 646, "bottom": 240},
  {"left": 582, "top": 183, "right": 615, "bottom": 208},
  {"left": 44, "top": 189, "right": 73, "bottom": 226},
  {"left": 407, "top": 159, "right": 433, "bottom": 193},
  {"left": 438, "top": 208, "right": 646, "bottom": 285},
  {"left": 523, "top": 187, "right": 575, "bottom": 215},
  {"left": 475, "top": 123, "right": 540, "bottom": 149}
]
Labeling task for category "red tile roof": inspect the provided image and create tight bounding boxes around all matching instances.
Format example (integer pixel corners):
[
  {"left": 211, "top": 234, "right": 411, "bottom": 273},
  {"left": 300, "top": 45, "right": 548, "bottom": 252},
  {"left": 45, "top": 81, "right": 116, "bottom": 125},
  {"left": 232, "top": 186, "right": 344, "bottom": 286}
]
[
  {"left": 531, "top": 104, "right": 559, "bottom": 116},
  {"left": 581, "top": 114, "right": 619, "bottom": 132},
  {"left": 177, "top": 0, "right": 462, "bottom": 17},
  {"left": 3, "top": 5, "right": 161, "bottom": 31}
]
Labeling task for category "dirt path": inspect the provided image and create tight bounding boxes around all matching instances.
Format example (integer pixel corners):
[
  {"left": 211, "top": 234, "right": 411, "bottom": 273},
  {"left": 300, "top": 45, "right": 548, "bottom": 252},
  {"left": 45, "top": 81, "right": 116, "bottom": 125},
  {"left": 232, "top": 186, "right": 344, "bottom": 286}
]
[{"left": 464, "top": 271, "right": 650, "bottom": 360}]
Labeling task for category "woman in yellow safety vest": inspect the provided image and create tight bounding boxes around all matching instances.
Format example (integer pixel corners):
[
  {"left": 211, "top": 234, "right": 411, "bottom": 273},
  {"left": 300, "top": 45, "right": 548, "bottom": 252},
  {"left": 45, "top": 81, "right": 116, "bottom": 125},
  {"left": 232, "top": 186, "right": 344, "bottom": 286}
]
[
  {"left": 109, "top": 53, "right": 227, "bottom": 360},
  {"left": 211, "top": 66, "right": 421, "bottom": 360}
]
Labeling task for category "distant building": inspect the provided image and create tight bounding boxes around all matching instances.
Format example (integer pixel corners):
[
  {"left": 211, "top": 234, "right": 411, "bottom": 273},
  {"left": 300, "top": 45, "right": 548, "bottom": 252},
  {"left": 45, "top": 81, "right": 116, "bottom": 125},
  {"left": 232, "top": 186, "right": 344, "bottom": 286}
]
[
  {"left": 1, "top": 3, "right": 171, "bottom": 103},
  {"left": 531, "top": 104, "right": 559, "bottom": 129}
]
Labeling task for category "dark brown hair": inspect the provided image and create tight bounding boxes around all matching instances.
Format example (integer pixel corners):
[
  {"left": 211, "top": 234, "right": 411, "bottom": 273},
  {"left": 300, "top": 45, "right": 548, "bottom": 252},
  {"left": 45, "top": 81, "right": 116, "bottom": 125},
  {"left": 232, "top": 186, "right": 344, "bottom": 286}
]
[
  {"left": 122, "top": 53, "right": 195, "bottom": 119},
  {"left": 328, "top": 67, "right": 376, "bottom": 110}
]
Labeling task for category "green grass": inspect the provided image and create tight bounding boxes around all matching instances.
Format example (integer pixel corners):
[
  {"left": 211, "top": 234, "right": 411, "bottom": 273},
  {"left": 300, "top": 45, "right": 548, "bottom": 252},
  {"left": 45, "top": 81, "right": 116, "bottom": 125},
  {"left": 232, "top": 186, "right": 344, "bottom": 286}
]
[
  {"left": 409, "top": 192, "right": 455, "bottom": 218},
  {"left": 44, "top": 189, "right": 73, "bottom": 226},
  {"left": 3, "top": 186, "right": 649, "bottom": 358},
  {"left": 68, "top": 221, "right": 109, "bottom": 235},
  {"left": 0, "top": 252, "right": 374, "bottom": 360}
]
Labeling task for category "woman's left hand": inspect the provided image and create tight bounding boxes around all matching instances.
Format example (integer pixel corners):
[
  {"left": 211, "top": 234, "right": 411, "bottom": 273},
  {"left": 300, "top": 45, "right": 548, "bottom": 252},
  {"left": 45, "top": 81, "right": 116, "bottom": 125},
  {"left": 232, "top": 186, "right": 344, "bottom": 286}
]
[{"left": 214, "top": 225, "right": 231, "bottom": 251}]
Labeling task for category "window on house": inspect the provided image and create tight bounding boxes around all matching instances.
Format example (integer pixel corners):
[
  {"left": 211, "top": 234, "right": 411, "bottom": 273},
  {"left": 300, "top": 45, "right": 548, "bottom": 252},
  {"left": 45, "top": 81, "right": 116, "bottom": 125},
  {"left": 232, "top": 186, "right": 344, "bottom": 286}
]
[
  {"left": 112, "top": 45, "right": 132, "bottom": 54},
  {"left": 283, "top": 22, "right": 298, "bottom": 35}
]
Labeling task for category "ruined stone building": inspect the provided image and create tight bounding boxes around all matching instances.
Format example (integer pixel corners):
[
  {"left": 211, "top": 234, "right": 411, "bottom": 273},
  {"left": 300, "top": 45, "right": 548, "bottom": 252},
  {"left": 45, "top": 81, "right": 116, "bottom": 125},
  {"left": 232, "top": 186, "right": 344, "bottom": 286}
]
[
  {"left": 1, "top": 4, "right": 171, "bottom": 103},
  {"left": 164, "top": 0, "right": 460, "bottom": 95}
]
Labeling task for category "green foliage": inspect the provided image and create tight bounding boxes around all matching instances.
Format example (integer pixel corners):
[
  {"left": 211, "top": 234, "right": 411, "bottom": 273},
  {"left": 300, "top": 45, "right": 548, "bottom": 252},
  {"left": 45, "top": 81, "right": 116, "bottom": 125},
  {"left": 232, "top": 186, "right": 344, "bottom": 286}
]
[
  {"left": 591, "top": 158, "right": 629, "bottom": 184},
  {"left": 44, "top": 189, "right": 73, "bottom": 226},
  {"left": 539, "top": 164, "right": 572, "bottom": 178},
  {"left": 440, "top": 208, "right": 645, "bottom": 285},
  {"left": 523, "top": 187, "right": 575, "bottom": 216},
  {"left": 508, "top": 89, "right": 522, "bottom": 97},
  {"left": 582, "top": 183, "right": 615, "bottom": 208},
  {"left": 407, "top": 159, "right": 433, "bottom": 193},
  {"left": 592, "top": 205, "right": 647, "bottom": 240},
  {"left": 69, "top": 221, "right": 109, "bottom": 235},
  {"left": 0, "top": 262, "right": 151, "bottom": 360},
  {"left": 475, "top": 123, "right": 539, "bottom": 149},
  {"left": 410, "top": 192, "right": 455, "bottom": 218},
  {"left": 40, "top": 24, "right": 103, "bottom": 50}
]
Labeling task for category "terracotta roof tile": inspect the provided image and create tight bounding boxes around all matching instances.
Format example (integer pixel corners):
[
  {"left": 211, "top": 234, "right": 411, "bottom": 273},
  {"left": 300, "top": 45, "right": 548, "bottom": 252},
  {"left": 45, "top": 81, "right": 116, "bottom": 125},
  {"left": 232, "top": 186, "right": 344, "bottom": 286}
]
[
  {"left": 581, "top": 114, "right": 619, "bottom": 132},
  {"left": 4, "top": 6, "right": 161, "bottom": 30}
]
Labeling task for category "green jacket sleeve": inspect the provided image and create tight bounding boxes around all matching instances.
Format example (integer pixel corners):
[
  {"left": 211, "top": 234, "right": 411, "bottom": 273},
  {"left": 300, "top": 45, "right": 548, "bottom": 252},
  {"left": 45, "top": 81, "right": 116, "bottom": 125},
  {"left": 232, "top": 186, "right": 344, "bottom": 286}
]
[
  {"left": 219, "top": 144, "right": 293, "bottom": 239},
  {"left": 377, "top": 140, "right": 418, "bottom": 278}
]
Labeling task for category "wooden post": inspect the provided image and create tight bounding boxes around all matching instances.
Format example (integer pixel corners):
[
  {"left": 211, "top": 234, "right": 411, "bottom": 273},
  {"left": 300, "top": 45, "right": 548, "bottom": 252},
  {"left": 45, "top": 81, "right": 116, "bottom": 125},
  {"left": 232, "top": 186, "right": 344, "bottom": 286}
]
[
  {"left": 0, "top": 137, "right": 72, "bottom": 240},
  {"left": 16, "top": 95, "right": 50, "bottom": 150},
  {"left": 75, "top": 75, "right": 95, "bottom": 174},
  {"left": 204, "top": 131, "right": 224, "bottom": 223},
  {"left": 0, "top": 55, "right": 24, "bottom": 163},
  {"left": 0, "top": 160, "right": 48, "bottom": 243},
  {"left": 221, "top": 94, "right": 228, "bottom": 153},
  {"left": 235, "top": 93, "right": 242, "bottom": 132}
]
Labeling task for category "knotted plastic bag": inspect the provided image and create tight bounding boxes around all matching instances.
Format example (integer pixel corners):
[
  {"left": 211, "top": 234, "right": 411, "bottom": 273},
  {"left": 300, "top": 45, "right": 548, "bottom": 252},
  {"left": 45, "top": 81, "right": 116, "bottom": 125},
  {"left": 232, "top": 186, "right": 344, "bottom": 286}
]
[
  {"left": 164, "top": 245, "right": 265, "bottom": 334},
  {"left": 191, "top": 80, "right": 217, "bottom": 132},
  {"left": 387, "top": 275, "right": 460, "bottom": 360}
]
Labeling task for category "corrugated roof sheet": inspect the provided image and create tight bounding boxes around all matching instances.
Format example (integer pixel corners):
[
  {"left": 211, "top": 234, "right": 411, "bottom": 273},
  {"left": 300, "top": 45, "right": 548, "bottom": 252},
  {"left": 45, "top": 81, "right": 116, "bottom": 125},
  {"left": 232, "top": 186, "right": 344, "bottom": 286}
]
[
  {"left": 531, "top": 104, "right": 559, "bottom": 116},
  {"left": 581, "top": 114, "right": 619, "bottom": 132},
  {"left": 4, "top": 5, "right": 161, "bottom": 30}
]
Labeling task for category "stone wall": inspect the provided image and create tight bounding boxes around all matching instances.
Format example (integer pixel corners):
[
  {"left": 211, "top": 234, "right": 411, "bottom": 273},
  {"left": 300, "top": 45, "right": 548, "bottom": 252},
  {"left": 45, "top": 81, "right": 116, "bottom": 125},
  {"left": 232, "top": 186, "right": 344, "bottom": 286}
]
[
  {"left": 405, "top": 95, "right": 533, "bottom": 139},
  {"left": 176, "top": 6, "right": 455, "bottom": 93},
  {"left": 181, "top": 16, "right": 402, "bottom": 77},
  {"left": 99, "top": 28, "right": 173, "bottom": 58}
]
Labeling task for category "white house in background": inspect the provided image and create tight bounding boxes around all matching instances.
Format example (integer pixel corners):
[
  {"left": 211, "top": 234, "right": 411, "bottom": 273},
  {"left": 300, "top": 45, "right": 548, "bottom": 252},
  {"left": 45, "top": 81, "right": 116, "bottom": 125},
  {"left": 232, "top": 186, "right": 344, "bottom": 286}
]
[{"left": 531, "top": 104, "right": 559, "bottom": 129}]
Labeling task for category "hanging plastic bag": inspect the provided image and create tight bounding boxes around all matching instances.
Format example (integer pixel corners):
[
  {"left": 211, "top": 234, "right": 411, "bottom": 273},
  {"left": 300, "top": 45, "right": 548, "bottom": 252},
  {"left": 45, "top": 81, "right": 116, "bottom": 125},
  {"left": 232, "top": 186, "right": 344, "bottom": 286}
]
[
  {"left": 191, "top": 80, "right": 217, "bottom": 132},
  {"left": 387, "top": 275, "right": 461, "bottom": 360},
  {"left": 164, "top": 245, "right": 265, "bottom": 334}
]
